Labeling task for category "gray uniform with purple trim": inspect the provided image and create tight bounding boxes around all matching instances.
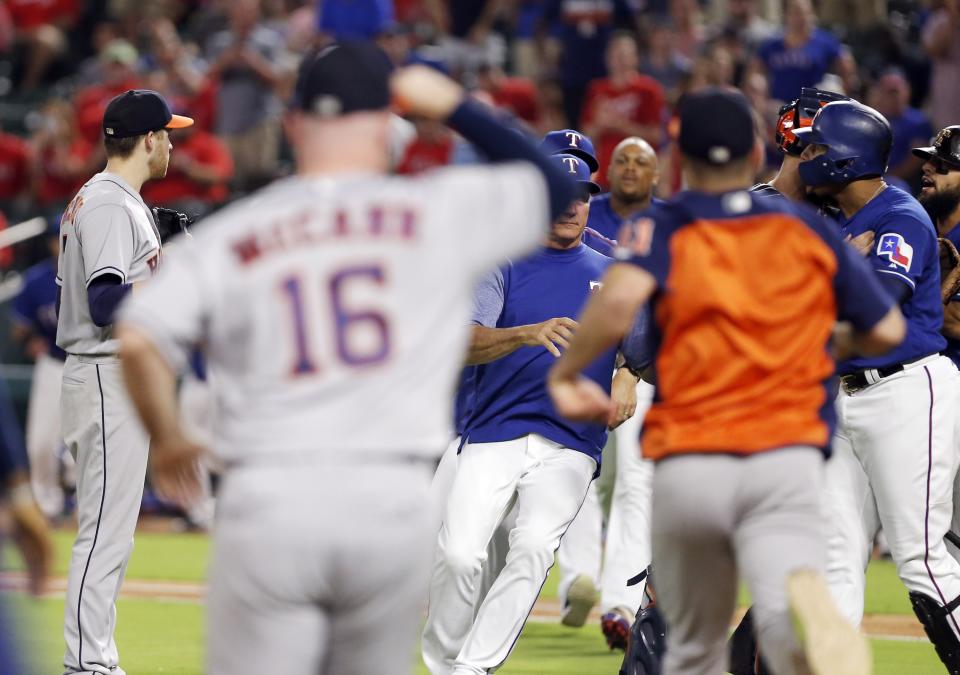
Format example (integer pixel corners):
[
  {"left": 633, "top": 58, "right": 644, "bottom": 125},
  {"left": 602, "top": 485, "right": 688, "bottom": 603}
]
[{"left": 57, "top": 171, "right": 160, "bottom": 675}]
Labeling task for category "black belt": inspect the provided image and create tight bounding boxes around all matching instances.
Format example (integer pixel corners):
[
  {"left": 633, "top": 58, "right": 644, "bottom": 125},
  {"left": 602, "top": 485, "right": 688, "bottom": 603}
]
[{"left": 839, "top": 357, "right": 930, "bottom": 394}]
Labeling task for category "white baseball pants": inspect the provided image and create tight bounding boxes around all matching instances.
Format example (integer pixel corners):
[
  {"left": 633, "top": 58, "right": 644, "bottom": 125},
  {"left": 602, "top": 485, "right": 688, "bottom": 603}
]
[
  {"left": 422, "top": 434, "right": 595, "bottom": 675},
  {"left": 430, "top": 438, "right": 511, "bottom": 617},
  {"left": 61, "top": 356, "right": 149, "bottom": 675},
  {"left": 825, "top": 354, "right": 960, "bottom": 633},
  {"left": 652, "top": 447, "right": 825, "bottom": 675},
  {"left": 26, "top": 353, "right": 70, "bottom": 519},
  {"left": 207, "top": 459, "right": 436, "bottom": 675}
]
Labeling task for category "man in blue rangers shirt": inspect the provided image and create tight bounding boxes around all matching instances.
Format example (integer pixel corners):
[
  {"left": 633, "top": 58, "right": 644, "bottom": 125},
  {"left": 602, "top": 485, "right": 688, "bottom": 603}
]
[
  {"left": 539, "top": 130, "right": 650, "bottom": 637},
  {"left": 797, "top": 101, "right": 960, "bottom": 673},
  {"left": 587, "top": 136, "right": 660, "bottom": 241},
  {"left": 422, "top": 153, "right": 647, "bottom": 675},
  {"left": 10, "top": 220, "right": 71, "bottom": 521}
]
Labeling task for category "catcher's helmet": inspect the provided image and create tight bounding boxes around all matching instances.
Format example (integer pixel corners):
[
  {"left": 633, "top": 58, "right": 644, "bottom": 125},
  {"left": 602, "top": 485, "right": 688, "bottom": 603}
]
[
  {"left": 795, "top": 100, "right": 892, "bottom": 186},
  {"left": 775, "top": 87, "right": 850, "bottom": 156}
]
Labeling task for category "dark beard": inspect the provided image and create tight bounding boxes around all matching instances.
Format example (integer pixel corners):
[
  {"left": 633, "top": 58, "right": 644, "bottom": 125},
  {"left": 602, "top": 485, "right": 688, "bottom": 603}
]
[{"left": 919, "top": 187, "right": 960, "bottom": 225}]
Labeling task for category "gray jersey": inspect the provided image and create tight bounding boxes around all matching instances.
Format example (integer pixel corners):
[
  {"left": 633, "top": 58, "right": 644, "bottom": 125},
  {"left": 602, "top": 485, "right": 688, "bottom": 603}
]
[
  {"left": 120, "top": 164, "right": 547, "bottom": 464},
  {"left": 56, "top": 172, "right": 162, "bottom": 356}
]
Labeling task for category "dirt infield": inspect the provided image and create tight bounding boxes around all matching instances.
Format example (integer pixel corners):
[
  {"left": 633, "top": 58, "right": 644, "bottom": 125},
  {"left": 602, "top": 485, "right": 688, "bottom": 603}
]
[{"left": 0, "top": 573, "right": 926, "bottom": 640}]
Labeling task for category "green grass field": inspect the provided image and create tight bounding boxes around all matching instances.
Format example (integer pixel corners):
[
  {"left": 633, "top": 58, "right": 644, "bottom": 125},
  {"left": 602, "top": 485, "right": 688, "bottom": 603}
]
[{"left": 6, "top": 531, "right": 944, "bottom": 674}]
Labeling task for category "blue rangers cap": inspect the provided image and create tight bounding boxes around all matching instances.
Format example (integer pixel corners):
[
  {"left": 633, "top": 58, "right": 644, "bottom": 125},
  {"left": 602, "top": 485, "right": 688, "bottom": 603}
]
[
  {"left": 541, "top": 129, "right": 599, "bottom": 173},
  {"left": 553, "top": 153, "right": 601, "bottom": 196}
]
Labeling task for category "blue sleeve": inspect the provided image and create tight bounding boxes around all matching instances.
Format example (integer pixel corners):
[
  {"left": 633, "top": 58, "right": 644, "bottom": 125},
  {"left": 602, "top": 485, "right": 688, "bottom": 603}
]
[
  {"left": 620, "top": 305, "right": 654, "bottom": 371},
  {"left": 471, "top": 268, "right": 506, "bottom": 327},
  {"left": 582, "top": 227, "right": 616, "bottom": 257},
  {"left": 833, "top": 237, "right": 896, "bottom": 331},
  {"left": 614, "top": 212, "right": 672, "bottom": 288},
  {"left": 869, "top": 213, "right": 935, "bottom": 292},
  {"left": 824, "top": 31, "right": 843, "bottom": 63},
  {"left": 0, "top": 375, "right": 26, "bottom": 481},
  {"left": 87, "top": 274, "right": 132, "bottom": 328},
  {"left": 11, "top": 283, "right": 35, "bottom": 327}
]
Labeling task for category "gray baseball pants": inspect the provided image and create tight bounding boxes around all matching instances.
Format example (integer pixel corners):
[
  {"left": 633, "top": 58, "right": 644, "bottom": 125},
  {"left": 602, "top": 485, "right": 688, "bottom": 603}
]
[
  {"left": 207, "top": 459, "right": 437, "bottom": 675},
  {"left": 652, "top": 446, "right": 825, "bottom": 675},
  {"left": 61, "top": 356, "right": 149, "bottom": 675}
]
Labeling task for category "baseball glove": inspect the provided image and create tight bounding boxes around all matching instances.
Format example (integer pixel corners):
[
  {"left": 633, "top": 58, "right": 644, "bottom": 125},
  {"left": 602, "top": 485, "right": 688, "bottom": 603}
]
[
  {"left": 152, "top": 207, "right": 194, "bottom": 244},
  {"left": 938, "top": 238, "right": 960, "bottom": 304}
]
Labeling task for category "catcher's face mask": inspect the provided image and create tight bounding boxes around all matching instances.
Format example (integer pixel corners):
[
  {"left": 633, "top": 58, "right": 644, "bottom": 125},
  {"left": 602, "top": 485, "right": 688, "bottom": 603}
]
[{"left": 775, "top": 87, "right": 850, "bottom": 157}]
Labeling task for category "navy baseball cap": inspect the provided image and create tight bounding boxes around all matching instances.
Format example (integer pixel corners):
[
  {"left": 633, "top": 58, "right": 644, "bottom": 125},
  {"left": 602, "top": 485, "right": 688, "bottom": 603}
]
[
  {"left": 102, "top": 90, "right": 193, "bottom": 139},
  {"left": 293, "top": 41, "right": 392, "bottom": 117},
  {"left": 553, "top": 153, "right": 601, "bottom": 196},
  {"left": 541, "top": 129, "right": 599, "bottom": 173},
  {"left": 678, "top": 88, "right": 755, "bottom": 166}
]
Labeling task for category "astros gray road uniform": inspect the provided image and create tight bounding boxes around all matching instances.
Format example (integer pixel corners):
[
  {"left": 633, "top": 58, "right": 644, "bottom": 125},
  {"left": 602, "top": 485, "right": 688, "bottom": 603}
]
[
  {"left": 56, "top": 172, "right": 161, "bottom": 675},
  {"left": 119, "top": 165, "right": 547, "bottom": 675}
]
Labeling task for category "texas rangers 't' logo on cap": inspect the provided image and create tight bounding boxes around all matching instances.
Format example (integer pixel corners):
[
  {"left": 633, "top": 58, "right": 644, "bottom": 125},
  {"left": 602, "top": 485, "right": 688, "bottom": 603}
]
[
  {"left": 563, "top": 157, "right": 581, "bottom": 174},
  {"left": 565, "top": 131, "right": 582, "bottom": 148}
]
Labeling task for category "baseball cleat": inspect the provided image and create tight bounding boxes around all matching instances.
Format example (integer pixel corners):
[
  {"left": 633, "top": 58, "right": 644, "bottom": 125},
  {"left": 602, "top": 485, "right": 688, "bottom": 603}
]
[
  {"left": 600, "top": 606, "right": 633, "bottom": 650},
  {"left": 787, "top": 569, "right": 872, "bottom": 675},
  {"left": 561, "top": 574, "right": 598, "bottom": 628}
]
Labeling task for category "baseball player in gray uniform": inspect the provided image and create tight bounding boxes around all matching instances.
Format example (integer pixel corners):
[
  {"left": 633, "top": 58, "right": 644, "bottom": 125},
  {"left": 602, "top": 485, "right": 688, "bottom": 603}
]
[
  {"left": 56, "top": 89, "right": 192, "bottom": 675},
  {"left": 115, "top": 44, "right": 577, "bottom": 675}
]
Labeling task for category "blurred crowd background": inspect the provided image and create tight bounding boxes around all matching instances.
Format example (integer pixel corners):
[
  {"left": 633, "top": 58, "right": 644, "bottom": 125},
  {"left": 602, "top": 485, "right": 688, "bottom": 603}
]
[{"left": 0, "top": 0, "right": 955, "bottom": 371}]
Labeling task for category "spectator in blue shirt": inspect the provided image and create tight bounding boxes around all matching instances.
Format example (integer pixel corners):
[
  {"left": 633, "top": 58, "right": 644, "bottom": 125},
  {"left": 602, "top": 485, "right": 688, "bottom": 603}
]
[
  {"left": 753, "top": 0, "right": 856, "bottom": 104},
  {"left": 869, "top": 69, "right": 934, "bottom": 190}
]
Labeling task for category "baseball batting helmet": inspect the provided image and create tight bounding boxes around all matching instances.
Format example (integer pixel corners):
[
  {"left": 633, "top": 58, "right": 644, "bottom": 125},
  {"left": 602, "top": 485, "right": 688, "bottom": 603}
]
[
  {"left": 775, "top": 87, "right": 850, "bottom": 156},
  {"left": 795, "top": 100, "right": 892, "bottom": 186},
  {"left": 541, "top": 129, "right": 599, "bottom": 173},
  {"left": 913, "top": 125, "right": 960, "bottom": 174}
]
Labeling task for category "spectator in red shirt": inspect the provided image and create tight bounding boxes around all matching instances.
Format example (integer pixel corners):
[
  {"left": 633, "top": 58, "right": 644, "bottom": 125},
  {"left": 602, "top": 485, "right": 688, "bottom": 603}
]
[
  {"left": 30, "top": 99, "right": 97, "bottom": 212},
  {"left": 475, "top": 62, "right": 542, "bottom": 131},
  {"left": 7, "top": 0, "right": 79, "bottom": 89},
  {"left": 73, "top": 40, "right": 142, "bottom": 144},
  {"left": 142, "top": 123, "right": 234, "bottom": 218},
  {"left": 0, "top": 127, "right": 32, "bottom": 219},
  {"left": 581, "top": 32, "right": 665, "bottom": 189},
  {"left": 395, "top": 118, "right": 455, "bottom": 175}
]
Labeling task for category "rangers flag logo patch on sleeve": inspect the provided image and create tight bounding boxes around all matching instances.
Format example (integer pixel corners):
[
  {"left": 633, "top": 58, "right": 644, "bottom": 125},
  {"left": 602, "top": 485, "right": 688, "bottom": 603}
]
[{"left": 877, "top": 233, "right": 913, "bottom": 271}]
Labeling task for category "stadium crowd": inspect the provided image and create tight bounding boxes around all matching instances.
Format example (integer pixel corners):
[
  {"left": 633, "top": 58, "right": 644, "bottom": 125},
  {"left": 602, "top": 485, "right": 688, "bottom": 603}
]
[{"left": 0, "top": 0, "right": 952, "bottom": 274}]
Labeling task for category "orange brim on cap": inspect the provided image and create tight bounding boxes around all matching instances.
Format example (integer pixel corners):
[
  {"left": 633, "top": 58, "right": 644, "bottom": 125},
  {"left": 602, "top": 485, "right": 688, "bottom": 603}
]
[{"left": 166, "top": 114, "right": 194, "bottom": 129}]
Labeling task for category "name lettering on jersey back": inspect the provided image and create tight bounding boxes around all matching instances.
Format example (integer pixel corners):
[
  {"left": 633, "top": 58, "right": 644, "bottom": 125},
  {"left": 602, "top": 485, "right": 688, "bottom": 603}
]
[{"left": 232, "top": 206, "right": 418, "bottom": 266}]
